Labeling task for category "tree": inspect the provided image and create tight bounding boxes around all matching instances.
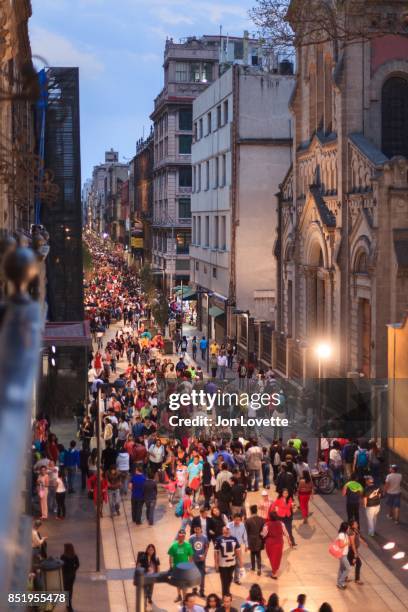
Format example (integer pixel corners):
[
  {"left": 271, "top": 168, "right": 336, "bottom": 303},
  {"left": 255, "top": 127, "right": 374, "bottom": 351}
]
[
  {"left": 151, "top": 294, "right": 169, "bottom": 331},
  {"left": 249, "top": 0, "right": 408, "bottom": 54}
]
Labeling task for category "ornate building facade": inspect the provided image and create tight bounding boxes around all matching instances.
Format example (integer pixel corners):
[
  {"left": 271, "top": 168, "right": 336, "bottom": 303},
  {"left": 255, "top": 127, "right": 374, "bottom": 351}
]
[
  {"left": 276, "top": 0, "right": 408, "bottom": 382},
  {"left": 0, "top": 0, "right": 36, "bottom": 233}
]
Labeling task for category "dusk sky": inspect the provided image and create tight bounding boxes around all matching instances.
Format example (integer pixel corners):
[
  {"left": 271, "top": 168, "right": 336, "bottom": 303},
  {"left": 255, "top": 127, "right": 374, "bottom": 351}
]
[{"left": 30, "top": 0, "right": 255, "bottom": 182}]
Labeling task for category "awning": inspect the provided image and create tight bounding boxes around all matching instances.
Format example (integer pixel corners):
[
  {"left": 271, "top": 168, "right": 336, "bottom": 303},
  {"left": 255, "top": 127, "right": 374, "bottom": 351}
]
[
  {"left": 43, "top": 321, "right": 92, "bottom": 348},
  {"left": 209, "top": 306, "right": 224, "bottom": 318},
  {"left": 181, "top": 288, "right": 197, "bottom": 301}
]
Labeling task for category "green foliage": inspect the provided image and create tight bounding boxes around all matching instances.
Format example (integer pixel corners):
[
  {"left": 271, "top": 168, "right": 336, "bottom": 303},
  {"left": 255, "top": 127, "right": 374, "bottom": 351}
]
[{"left": 152, "top": 294, "right": 169, "bottom": 329}]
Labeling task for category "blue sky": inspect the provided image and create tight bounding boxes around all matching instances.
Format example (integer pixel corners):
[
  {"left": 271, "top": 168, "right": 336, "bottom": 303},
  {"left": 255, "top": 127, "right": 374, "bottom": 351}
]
[{"left": 30, "top": 0, "right": 254, "bottom": 182}]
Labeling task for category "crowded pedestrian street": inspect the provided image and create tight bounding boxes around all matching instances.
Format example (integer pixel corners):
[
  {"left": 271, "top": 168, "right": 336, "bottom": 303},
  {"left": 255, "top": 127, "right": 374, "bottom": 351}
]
[{"left": 28, "top": 232, "right": 408, "bottom": 612}]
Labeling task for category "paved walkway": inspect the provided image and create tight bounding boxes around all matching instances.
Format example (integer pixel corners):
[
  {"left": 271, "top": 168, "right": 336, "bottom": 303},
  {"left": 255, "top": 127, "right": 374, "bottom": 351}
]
[
  {"left": 99, "top": 487, "right": 408, "bottom": 612},
  {"left": 45, "top": 320, "right": 408, "bottom": 611}
]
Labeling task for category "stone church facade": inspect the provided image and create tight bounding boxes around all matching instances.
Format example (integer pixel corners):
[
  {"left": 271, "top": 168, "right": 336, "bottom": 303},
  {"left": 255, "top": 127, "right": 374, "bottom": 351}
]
[{"left": 276, "top": 1, "right": 408, "bottom": 382}]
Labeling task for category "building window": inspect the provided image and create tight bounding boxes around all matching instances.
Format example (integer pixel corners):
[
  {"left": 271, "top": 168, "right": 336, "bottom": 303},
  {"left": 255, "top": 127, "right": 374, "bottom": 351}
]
[
  {"left": 221, "top": 215, "right": 226, "bottom": 250},
  {"left": 203, "top": 63, "right": 212, "bottom": 82},
  {"left": 199, "top": 118, "right": 203, "bottom": 139},
  {"left": 179, "top": 135, "right": 192, "bottom": 155},
  {"left": 179, "top": 166, "right": 192, "bottom": 187},
  {"left": 178, "top": 198, "right": 191, "bottom": 218},
  {"left": 176, "top": 230, "right": 190, "bottom": 254},
  {"left": 382, "top": 76, "right": 408, "bottom": 158},
  {"left": 212, "top": 267, "right": 217, "bottom": 278},
  {"left": 192, "top": 216, "right": 196, "bottom": 243},
  {"left": 179, "top": 108, "right": 193, "bottom": 131},
  {"left": 205, "top": 215, "right": 209, "bottom": 246},
  {"left": 197, "top": 216, "right": 201, "bottom": 245},
  {"left": 214, "top": 157, "right": 219, "bottom": 188},
  {"left": 221, "top": 154, "right": 226, "bottom": 186},
  {"left": 197, "top": 164, "right": 201, "bottom": 191},
  {"left": 195, "top": 260, "right": 199, "bottom": 271},
  {"left": 190, "top": 63, "right": 201, "bottom": 83},
  {"left": 192, "top": 166, "right": 196, "bottom": 192},
  {"left": 190, "top": 62, "right": 213, "bottom": 83},
  {"left": 205, "top": 161, "right": 210, "bottom": 190},
  {"left": 207, "top": 112, "right": 212, "bottom": 135},
  {"left": 175, "top": 62, "right": 189, "bottom": 82},
  {"left": 355, "top": 250, "right": 368, "bottom": 274},
  {"left": 214, "top": 215, "right": 219, "bottom": 249},
  {"left": 217, "top": 105, "right": 222, "bottom": 128},
  {"left": 194, "top": 122, "right": 198, "bottom": 141},
  {"left": 223, "top": 99, "right": 229, "bottom": 124},
  {"left": 234, "top": 41, "right": 244, "bottom": 60}
]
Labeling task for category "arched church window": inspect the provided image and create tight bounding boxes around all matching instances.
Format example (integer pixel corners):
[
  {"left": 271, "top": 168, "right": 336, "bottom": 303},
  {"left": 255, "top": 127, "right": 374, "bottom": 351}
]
[
  {"left": 355, "top": 250, "right": 368, "bottom": 274},
  {"left": 382, "top": 76, "right": 408, "bottom": 158}
]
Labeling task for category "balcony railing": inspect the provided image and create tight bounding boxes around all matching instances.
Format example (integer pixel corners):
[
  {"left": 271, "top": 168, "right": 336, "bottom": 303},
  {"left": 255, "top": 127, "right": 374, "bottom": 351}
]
[{"left": 152, "top": 216, "right": 191, "bottom": 228}]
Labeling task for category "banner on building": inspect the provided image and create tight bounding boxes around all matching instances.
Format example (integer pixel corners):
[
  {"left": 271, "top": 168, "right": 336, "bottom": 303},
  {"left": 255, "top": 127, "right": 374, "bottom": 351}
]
[{"left": 131, "top": 237, "right": 144, "bottom": 249}]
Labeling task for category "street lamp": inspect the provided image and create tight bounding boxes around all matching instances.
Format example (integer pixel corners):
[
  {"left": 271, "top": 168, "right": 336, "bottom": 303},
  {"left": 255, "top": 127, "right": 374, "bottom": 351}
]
[
  {"left": 232, "top": 309, "right": 250, "bottom": 365},
  {"left": 134, "top": 562, "right": 200, "bottom": 612},
  {"left": 314, "top": 341, "right": 332, "bottom": 455},
  {"left": 195, "top": 289, "right": 214, "bottom": 373}
]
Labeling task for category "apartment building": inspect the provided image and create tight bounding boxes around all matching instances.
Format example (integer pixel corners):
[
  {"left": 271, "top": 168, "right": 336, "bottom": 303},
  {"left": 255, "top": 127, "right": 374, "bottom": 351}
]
[
  {"left": 190, "top": 63, "right": 295, "bottom": 347},
  {"left": 150, "top": 34, "right": 265, "bottom": 294}
]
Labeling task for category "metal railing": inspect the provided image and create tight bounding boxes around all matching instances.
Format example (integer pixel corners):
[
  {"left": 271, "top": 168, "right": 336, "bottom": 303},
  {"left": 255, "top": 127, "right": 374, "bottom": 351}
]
[{"left": 0, "top": 241, "right": 43, "bottom": 596}]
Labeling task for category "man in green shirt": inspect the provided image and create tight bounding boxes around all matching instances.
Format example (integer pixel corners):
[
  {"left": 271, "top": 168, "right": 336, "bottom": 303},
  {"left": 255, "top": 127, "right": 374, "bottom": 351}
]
[
  {"left": 168, "top": 529, "right": 193, "bottom": 603},
  {"left": 288, "top": 432, "right": 302, "bottom": 452}
]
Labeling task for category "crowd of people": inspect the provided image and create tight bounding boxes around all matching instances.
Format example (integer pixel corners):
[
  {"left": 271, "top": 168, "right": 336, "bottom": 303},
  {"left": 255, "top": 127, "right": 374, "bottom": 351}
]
[{"left": 29, "top": 234, "right": 403, "bottom": 612}]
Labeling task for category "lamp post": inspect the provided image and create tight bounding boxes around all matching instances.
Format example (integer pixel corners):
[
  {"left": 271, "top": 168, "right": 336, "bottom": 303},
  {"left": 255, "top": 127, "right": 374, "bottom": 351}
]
[
  {"left": 315, "top": 342, "right": 332, "bottom": 457},
  {"left": 232, "top": 309, "right": 250, "bottom": 364},
  {"left": 195, "top": 289, "right": 213, "bottom": 373},
  {"left": 134, "top": 562, "right": 200, "bottom": 612}
]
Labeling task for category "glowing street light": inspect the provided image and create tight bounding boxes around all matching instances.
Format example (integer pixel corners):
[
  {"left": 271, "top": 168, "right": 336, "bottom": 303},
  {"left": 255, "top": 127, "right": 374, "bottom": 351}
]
[
  {"left": 383, "top": 542, "right": 396, "bottom": 550},
  {"left": 315, "top": 342, "right": 332, "bottom": 360},
  {"left": 392, "top": 552, "right": 405, "bottom": 560},
  {"left": 402, "top": 563, "right": 408, "bottom": 570}
]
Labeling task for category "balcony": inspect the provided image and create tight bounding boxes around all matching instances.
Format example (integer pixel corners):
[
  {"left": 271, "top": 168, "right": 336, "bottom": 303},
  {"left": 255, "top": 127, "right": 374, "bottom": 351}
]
[
  {"left": 152, "top": 216, "right": 192, "bottom": 228},
  {"left": 176, "top": 245, "right": 190, "bottom": 255}
]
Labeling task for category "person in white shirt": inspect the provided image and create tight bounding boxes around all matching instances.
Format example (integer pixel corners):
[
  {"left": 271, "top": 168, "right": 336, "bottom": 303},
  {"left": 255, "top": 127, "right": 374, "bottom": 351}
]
[
  {"left": 385, "top": 464, "right": 402, "bottom": 524},
  {"left": 336, "top": 521, "right": 350, "bottom": 589},
  {"left": 116, "top": 449, "right": 130, "bottom": 495},
  {"left": 55, "top": 475, "right": 66, "bottom": 519},
  {"left": 217, "top": 354, "right": 228, "bottom": 380},
  {"left": 148, "top": 439, "right": 165, "bottom": 474},
  {"left": 117, "top": 416, "right": 130, "bottom": 442}
]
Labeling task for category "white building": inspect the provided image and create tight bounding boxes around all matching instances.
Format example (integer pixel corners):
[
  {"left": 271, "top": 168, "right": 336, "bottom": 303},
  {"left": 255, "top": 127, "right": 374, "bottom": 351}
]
[{"left": 190, "top": 63, "right": 295, "bottom": 349}]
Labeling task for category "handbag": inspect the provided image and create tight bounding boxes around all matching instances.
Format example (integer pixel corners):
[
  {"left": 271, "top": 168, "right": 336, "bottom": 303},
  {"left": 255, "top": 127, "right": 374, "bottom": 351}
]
[{"left": 329, "top": 540, "right": 343, "bottom": 559}]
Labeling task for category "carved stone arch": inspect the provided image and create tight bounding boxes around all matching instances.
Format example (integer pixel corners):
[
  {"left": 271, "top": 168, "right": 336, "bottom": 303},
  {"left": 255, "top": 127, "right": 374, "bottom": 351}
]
[
  {"left": 304, "top": 225, "right": 328, "bottom": 268},
  {"left": 351, "top": 235, "right": 371, "bottom": 273}
]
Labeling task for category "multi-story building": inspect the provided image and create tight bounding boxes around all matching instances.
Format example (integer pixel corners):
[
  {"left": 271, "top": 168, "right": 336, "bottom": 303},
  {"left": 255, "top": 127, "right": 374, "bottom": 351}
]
[
  {"left": 88, "top": 150, "right": 128, "bottom": 235},
  {"left": 130, "top": 131, "right": 154, "bottom": 264},
  {"left": 190, "top": 63, "right": 295, "bottom": 348},
  {"left": 276, "top": 0, "right": 408, "bottom": 384},
  {"left": 150, "top": 34, "right": 265, "bottom": 294}
]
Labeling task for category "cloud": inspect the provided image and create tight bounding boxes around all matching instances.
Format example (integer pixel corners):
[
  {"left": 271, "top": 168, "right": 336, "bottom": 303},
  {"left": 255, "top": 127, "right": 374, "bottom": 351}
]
[
  {"left": 145, "top": 0, "right": 249, "bottom": 26},
  {"left": 29, "top": 25, "right": 104, "bottom": 78},
  {"left": 156, "top": 8, "right": 194, "bottom": 26}
]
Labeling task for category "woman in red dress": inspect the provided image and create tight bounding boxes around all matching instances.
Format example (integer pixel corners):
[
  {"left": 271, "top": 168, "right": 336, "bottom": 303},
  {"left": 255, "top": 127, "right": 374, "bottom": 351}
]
[
  {"left": 262, "top": 511, "right": 292, "bottom": 579},
  {"left": 87, "top": 473, "right": 108, "bottom": 516}
]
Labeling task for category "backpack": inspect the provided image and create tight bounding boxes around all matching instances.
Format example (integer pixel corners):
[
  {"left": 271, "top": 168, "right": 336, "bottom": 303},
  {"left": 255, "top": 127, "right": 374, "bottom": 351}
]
[
  {"left": 356, "top": 449, "right": 368, "bottom": 468},
  {"left": 175, "top": 498, "right": 184, "bottom": 517}
]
